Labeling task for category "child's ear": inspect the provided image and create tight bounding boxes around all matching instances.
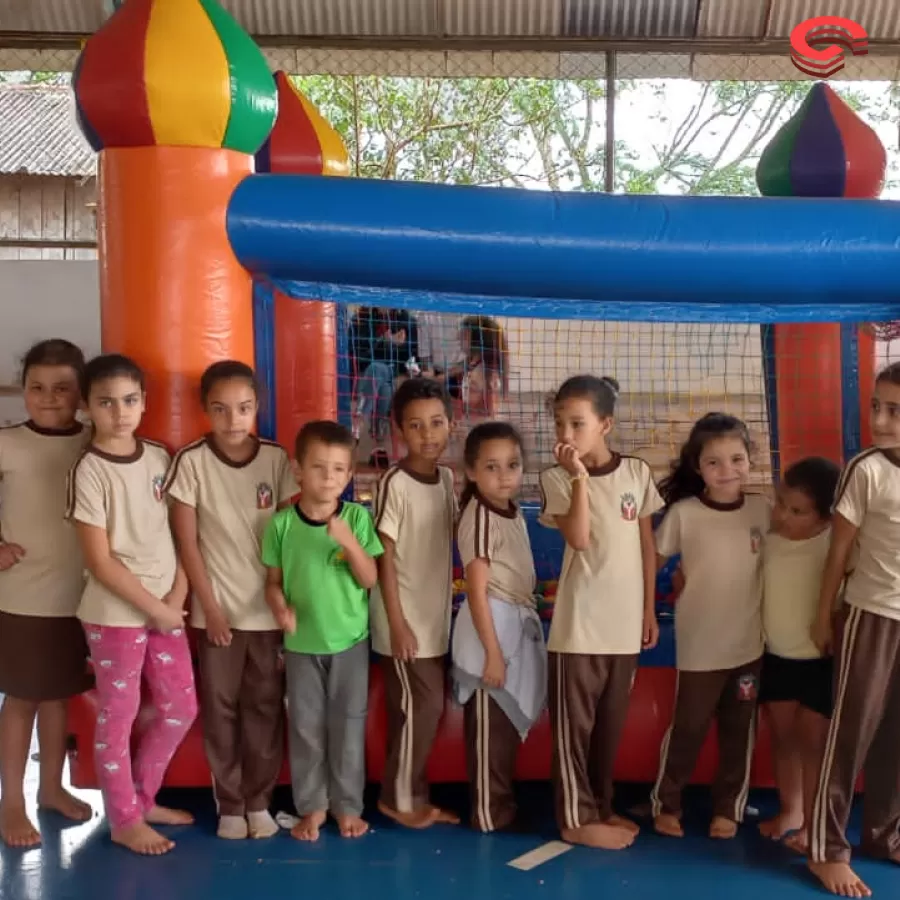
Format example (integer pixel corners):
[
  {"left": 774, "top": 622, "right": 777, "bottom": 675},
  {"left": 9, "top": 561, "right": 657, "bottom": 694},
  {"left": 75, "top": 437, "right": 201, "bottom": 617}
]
[
  {"left": 601, "top": 416, "right": 614, "bottom": 436},
  {"left": 290, "top": 459, "right": 302, "bottom": 482}
]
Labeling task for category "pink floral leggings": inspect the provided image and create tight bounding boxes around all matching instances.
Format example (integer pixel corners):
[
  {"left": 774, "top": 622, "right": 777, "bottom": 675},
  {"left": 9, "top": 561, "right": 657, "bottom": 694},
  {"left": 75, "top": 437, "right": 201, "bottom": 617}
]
[{"left": 84, "top": 624, "right": 197, "bottom": 830}]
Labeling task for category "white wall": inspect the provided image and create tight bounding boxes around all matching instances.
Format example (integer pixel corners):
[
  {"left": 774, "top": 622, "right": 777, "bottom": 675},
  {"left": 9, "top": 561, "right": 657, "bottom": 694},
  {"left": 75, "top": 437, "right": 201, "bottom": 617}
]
[{"left": 0, "top": 261, "right": 99, "bottom": 424}]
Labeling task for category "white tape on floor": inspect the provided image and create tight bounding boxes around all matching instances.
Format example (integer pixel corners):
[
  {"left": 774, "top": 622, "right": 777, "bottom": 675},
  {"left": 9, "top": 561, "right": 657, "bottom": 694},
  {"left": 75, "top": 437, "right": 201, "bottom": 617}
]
[{"left": 506, "top": 841, "right": 573, "bottom": 871}]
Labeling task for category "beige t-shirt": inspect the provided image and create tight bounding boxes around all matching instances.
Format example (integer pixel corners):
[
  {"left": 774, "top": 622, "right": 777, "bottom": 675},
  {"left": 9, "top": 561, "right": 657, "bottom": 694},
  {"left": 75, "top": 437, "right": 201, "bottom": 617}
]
[
  {"left": 539, "top": 455, "right": 664, "bottom": 655},
  {"left": 164, "top": 437, "right": 295, "bottom": 631},
  {"left": 0, "top": 422, "right": 88, "bottom": 617},
  {"left": 763, "top": 528, "right": 830, "bottom": 659},
  {"left": 67, "top": 440, "right": 177, "bottom": 627},
  {"left": 457, "top": 491, "right": 536, "bottom": 608},
  {"left": 656, "top": 494, "right": 769, "bottom": 672},
  {"left": 370, "top": 462, "right": 456, "bottom": 658},
  {"left": 835, "top": 448, "right": 900, "bottom": 620}
]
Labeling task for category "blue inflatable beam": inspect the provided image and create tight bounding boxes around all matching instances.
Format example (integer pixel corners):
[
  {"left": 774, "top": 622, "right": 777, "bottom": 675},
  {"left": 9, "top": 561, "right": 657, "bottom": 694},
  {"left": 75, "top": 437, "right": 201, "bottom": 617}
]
[{"left": 227, "top": 174, "right": 900, "bottom": 322}]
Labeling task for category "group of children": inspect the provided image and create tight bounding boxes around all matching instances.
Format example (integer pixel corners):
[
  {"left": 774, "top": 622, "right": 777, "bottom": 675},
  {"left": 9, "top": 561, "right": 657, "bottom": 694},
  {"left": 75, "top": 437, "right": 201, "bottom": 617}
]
[{"left": 0, "top": 338, "right": 898, "bottom": 898}]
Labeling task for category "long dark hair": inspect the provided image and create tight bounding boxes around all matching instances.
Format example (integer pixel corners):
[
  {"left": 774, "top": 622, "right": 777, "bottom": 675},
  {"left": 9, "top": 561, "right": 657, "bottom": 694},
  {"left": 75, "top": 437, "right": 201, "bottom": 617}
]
[
  {"left": 460, "top": 421, "right": 524, "bottom": 508},
  {"left": 460, "top": 315, "right": 509, "bottom": 396},
  {"left": 658, "top": 412, "right": 752, "bottom": 507}
]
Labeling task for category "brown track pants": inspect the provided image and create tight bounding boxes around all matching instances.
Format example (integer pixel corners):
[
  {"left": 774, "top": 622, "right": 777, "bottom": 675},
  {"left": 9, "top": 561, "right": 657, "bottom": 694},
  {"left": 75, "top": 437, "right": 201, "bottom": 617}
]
[
  {"left": 809, "top": 605, "right": 900, "bottom": 863},
  {"left": 196, "top": 629, "right": 285, "bottom": 817}
]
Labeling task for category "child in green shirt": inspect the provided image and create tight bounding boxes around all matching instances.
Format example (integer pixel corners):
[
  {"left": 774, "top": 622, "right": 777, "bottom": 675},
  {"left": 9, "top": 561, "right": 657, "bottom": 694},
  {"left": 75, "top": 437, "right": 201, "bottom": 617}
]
[{"left": 262, "top": 421, "right": 383, "bottom": 842}]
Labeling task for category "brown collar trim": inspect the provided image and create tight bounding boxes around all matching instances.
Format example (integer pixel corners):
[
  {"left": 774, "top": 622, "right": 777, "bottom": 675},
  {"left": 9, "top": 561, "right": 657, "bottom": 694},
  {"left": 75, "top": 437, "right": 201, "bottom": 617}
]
[
  {"left": 88, "top": 440, "right": 144, "bottom": 464},
  {"left": 25, "top": 420, "right": 83, "bottom": 437},
  {"left": 585, "top": 453, "right": 622, "bottom": 478},
  {"left": 205, "top": 434, "right": 261, "bottom": 469},
  {"left": 399, "top": 458, "right": 441, "bottom": 484},
  {"left": 475, "top": 488, "right": 517, "bottom": 519},
  {"left": 698, "top": 492, "right": 745, "bottom": 512}
]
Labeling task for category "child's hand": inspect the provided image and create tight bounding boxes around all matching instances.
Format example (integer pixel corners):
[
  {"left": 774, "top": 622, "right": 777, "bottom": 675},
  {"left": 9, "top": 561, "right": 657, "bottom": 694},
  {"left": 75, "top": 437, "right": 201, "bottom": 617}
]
[
  {"left": 162, "top": 584, "right": 189, "bottom": 611},
  {"left": 553, "top": 442, "right": 588, "bottom": 478},
  {"left": 811, "top": 612, "right": 833, "bottom": 656},
  {"left": 327, "top": 515, "right": 355, "bottom": 551},
  {"left": 275, "top": 606, "right": 297, "bottom": 635},
  {"left": 642, "top": 613, "right": 660, "bottom": 650},
  {"left": 482, "top": 651, "right": 507, "bottom": 689},
  {"left": 153, "top": 604, "right": 186, "bottom": 633},
  {"left": 205, "top": 606, "right": 233, "bottom": 647},
  {"left": 390, "top": 619, "right": 419, "bottom": 661},
  {"left": 0, "top": 542, "right": 25, "bottom": 571}
]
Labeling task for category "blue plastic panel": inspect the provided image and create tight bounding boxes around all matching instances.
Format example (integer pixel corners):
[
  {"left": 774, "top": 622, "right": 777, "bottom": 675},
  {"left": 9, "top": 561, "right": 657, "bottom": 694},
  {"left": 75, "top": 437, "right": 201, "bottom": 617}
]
[{"left": 228, "top": 174, "right": 900, "bottom": 320}]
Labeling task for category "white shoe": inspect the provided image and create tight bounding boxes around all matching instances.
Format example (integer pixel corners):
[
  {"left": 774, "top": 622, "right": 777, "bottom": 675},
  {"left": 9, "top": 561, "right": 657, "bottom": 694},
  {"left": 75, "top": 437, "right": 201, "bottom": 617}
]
[
  {"left": 247, "top": 809, "right": 280, "bottom": 839},
  {"left": 218, "top": 814, "right": 249, "bottom": 840}
]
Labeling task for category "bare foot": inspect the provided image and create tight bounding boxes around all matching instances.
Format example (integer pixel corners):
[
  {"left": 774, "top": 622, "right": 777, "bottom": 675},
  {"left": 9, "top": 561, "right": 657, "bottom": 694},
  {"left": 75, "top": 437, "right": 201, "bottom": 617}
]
[
  {"left": 335, "top": 814, "right": 369, "bottom": 838},
  {"left": 429, "top": 805, "right": 460, "bottom": 825},
  {"left": 784, "top": 830, "right": 808, "bottom": 855},
  {"left": 607, "top": 814, "right": 640, "bottom": 835},
  {"left": 562, "top": 821, "right": 635, "bottom": 850},
  {"left": 807, "top": 861, "right": 872, "bottom": 897},
  {"left": 377, "top": 800, "right": 439, "bottom": 829},
  {"left": 709, "top": 816, "right": 738, "bottom": 840},
  {"left": 0, "top": 804, "right": 41, "bottom": 848},
  {"left": 111, "top": 821, "right": 174, "bottom": 855},
  {"left": 38, "top": 788, "right": 93, "bottom": 822},
  {"left": 291, "top": 810, "right": 327, "bottom": 842},
  {"left": 145, "top": 805, "right": 194, "bottom": 826},
  {"left": 654, "top": 813, "right": 684, "bottom": 838},
  {"left": 759, "top": 811, "right": 803, "bottom": 840}
]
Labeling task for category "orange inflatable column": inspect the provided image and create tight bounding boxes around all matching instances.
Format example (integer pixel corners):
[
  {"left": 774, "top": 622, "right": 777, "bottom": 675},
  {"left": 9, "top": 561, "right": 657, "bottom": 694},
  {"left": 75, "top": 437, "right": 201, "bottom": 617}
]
[
  {"left": 72, "top": 0, "right": 276, "bottom": 448},
  {"left": 255, "top": 72, "right": 350, "bottom": 444}
]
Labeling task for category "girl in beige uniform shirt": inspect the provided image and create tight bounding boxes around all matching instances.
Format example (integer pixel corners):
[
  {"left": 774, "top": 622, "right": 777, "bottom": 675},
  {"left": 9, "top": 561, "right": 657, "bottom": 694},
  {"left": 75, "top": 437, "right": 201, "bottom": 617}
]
[
  {"left": 540, "top": 375, "right": 663, "bottom": 851},
  {"left": 167, "top": 362, "right": 296, "bottom": 841},
  {"left": 652, "top": 413, "right": 769, "bottom": 841},
  {"left": 0, "top": 339, "right": 93, "bottom": 849}
]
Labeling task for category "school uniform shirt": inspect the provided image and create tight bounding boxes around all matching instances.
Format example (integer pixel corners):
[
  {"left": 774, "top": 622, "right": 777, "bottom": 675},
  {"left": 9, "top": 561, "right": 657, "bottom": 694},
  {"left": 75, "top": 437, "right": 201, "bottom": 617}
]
[
  {"left": 456, "top": 490, "right": 536, "bottom": 608},
  {"left": 66, "top": 440, "right": 177, "bottom": 628},
  {"left": 0, "top": 421, "right": 89, "bottom": 617},
  {"left": 369, "top": 462, "right": 456, "bottom": 659},
  {"left": 538, "top": 454, "right": 664, "bottom": 655},
  {"left": 763, "top": 528, "right": 830, "bottom": 659},
  {"left": 835, "top": 448, "right": 900, "bottom": 621},
  {"left": 656, "top": 494, "right": 770, "bottom": 672},
  {"left": 164, "top": 436, "right": 296, "bottom": 631}
]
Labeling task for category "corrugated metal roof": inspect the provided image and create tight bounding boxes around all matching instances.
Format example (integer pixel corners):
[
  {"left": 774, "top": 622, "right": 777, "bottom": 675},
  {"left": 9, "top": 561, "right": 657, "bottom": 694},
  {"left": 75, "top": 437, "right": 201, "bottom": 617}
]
[
  {"left": 0, "top": 85, "right": 95, "bottom": 177},
  {"left": 562, "top": 0, "right": 698, "bottom": 38},
  {"left": 766, "top": 0, "right": 900, "bottom": 39},
  {"left": 695, "top": 0, "right": 768, "bottom": 39},
  {"left": 3, "top": 0, "right": 900, "bottom": 59}
]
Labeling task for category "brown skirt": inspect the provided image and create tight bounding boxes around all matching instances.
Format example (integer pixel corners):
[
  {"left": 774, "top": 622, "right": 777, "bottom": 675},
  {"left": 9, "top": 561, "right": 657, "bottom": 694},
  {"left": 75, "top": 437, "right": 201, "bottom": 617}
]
[{"left": 0, "top": 611, "right": 94, "bottom": 702}]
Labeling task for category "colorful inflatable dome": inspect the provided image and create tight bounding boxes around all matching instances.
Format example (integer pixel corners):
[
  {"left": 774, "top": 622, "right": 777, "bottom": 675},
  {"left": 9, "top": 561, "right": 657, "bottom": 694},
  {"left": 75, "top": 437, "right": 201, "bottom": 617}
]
[
  {"left": 255, "top": 72, "right": 350, "bottom": 175},
  {"left": 756, "top": 82, "right": 886, "bottom": 199},
  {"left": 73, "top": 0, "right": 276, "bottom": 154}
]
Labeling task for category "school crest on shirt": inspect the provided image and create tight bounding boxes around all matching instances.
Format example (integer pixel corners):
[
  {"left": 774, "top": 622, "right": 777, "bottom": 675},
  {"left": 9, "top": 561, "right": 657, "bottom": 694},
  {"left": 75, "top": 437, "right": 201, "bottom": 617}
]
[
  {"left": 750, "top": 526, "right": 763, "bottom": 554},
  {"left": 620, "top": 492, "right": 637, "bottom": 521},
  {"left": 152, "top": 475, "right": 165, "bottom": 502},
  {"left": 256, "top": 482, "right": 274, "bottom": 510},
  {"left": 737, "top": 673, "right": 758, "bottom": 702}
]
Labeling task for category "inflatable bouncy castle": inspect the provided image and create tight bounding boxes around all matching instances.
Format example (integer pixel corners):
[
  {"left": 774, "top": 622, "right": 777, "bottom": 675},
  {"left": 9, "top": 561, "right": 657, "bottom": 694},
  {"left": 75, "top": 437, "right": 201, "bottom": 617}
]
[{"left": 66, "top": 0, "right": 893, "bottom": 790}]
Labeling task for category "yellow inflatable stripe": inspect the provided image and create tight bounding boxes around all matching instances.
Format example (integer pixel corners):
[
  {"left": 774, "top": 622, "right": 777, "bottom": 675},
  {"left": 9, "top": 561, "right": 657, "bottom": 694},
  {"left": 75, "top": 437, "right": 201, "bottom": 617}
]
[
  {"left": 297, "top": 91, "right": 350, "bottom": 177},
  {"left": 145, "top": 0, "right": 230, "bottom": 148}
]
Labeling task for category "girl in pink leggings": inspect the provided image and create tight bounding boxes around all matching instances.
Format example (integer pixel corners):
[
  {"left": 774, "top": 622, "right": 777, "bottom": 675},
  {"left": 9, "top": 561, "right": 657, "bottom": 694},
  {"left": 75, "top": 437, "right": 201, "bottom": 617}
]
[{"left": 66, "top": 354, "right": 197, "bottom": 856}]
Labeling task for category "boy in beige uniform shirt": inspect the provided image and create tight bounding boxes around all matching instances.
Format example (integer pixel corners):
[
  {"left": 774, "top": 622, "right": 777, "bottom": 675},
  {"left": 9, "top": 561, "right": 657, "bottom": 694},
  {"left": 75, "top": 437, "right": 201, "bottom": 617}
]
[
  {"left": 166, "top": 360, "right": 297, "bottom": 841},
  {"left": 0, "top": 339, "right": 93, "bottom": 849},
  {"left": 808, "top": 367, "right": 900, "bottom": 898},
  {"left": 371, "top": 378, "right": 459, "bottom": 828}
]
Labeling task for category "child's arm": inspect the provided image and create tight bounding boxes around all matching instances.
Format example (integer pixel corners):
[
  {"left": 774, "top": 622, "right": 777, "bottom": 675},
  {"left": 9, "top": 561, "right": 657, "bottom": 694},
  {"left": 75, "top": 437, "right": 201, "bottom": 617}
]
[
  {"left": 264, "top": 566, "right": 296, "bottom": 634},
  {"left": 377, "top": 537, "right": 418, "bottom": 660},
  {"left": 170, "top": 500, "right": 232, "bottom": 645},
  {"left": 165, "top": 559, "right": 189, "bottom": 610},
  {"left": 75, "top": 523, "right": 183, "bottom": 631},
  {"left": 638, "top": 516, "right": 660, "bottom": 649},
  {"left": 465, "top": 558, "right": 506, "bottom": 688},
  {"left": 812, "top": 512, "right": 857, "bottom": 654},
  {"left": 327, "top": 515, "right": 378, "bottom": 589}
]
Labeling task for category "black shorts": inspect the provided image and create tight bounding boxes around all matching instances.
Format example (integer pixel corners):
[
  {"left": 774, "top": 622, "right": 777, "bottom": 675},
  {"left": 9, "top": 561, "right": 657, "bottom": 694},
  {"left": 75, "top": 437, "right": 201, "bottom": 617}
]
[{"left": 759, "top": 652, "right": 833, "bottom": 718}]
